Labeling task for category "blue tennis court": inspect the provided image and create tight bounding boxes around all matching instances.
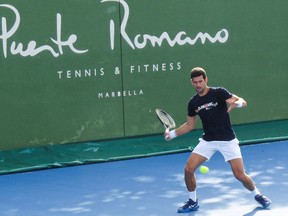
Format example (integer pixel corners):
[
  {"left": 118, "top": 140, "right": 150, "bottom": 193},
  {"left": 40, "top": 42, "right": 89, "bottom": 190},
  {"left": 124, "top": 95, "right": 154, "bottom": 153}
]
[{"left": 0, "top": 140, "right": 287, "bottom": 216}]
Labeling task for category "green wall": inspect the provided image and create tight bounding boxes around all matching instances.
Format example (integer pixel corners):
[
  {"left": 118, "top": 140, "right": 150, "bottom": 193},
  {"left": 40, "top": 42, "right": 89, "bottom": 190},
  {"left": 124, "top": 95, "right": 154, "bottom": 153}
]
[{"left": 1, "top": 0, "right": 287, "bottom": 150}]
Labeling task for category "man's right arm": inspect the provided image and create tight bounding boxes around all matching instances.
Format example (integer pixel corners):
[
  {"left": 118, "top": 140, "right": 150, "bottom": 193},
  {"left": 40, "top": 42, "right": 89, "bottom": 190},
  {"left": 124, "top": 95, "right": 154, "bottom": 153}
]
[{"left": 165, "top": 115, "right": 197, "bottom": 141}]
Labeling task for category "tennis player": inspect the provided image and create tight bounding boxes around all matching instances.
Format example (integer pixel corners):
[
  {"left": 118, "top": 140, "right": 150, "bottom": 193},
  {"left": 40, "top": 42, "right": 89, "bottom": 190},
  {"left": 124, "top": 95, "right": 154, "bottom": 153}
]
[{"left": 165, "top": 67, "right": 271, "bottom": 213}]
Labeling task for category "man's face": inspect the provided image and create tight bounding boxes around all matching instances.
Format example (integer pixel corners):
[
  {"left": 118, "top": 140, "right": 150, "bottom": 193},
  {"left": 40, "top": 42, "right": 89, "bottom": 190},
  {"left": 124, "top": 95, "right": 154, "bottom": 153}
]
[{"left": 191, "top": 75, "right": 208, "bottom": 95}]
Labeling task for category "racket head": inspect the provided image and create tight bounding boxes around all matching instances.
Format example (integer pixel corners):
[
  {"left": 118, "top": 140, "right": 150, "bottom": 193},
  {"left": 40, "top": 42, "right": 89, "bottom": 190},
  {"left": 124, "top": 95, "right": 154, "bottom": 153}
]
[{"left": 155, "top": 108, "right": 176, "bottom": 129}]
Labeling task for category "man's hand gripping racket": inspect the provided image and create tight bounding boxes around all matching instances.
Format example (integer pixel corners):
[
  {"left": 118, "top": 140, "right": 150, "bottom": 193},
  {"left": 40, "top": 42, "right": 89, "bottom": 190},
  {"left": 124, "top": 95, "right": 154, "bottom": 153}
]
[{"left": 155, "top": 108, "right": 177, "bottom": 141}]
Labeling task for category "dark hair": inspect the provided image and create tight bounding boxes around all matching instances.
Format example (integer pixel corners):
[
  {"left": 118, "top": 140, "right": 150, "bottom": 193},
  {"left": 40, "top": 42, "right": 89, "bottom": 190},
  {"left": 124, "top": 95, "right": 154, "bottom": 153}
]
[{"left": 190, "top": 67, "right": 207, "bottom": 79}]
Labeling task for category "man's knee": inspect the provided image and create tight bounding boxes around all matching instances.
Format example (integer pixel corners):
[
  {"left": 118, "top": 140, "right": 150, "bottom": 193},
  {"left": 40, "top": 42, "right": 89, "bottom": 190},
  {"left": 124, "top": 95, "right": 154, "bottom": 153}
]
[{"left": 184, "top": 164, "right": 196, "bottom": 175}]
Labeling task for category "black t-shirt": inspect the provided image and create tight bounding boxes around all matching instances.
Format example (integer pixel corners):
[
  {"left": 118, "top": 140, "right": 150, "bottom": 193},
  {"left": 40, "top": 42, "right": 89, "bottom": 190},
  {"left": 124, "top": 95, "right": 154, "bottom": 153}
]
[{"left": 188, "top": 87, "right": 236, "bottom": 141}]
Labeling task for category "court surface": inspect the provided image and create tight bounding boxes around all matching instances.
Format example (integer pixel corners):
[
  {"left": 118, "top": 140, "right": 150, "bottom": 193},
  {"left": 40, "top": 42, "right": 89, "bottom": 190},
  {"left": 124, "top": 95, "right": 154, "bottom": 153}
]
[{"left": 0, "top": 140, "right": 287, "bottom": 216}]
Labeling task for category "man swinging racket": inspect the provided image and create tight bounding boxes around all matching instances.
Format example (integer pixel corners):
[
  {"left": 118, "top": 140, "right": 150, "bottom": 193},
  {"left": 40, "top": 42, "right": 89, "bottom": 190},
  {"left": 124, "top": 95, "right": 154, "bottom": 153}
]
[{"left": 164, "top": 67, "right": 271, "bottom": 213}]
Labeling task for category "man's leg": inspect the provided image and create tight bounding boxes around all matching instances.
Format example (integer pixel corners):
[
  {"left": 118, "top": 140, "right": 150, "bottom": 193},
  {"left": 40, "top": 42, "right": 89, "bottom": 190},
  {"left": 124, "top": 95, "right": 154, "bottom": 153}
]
[
  {"left": 229, "top": 158, "right": 255, "bottom": 191},
  {"left": 185, "top": 152, "right": 207, "bottom": 192},
  {"left": 177, "top": 152, "right": 207, "bottom": 213},
  {"left": 229, "top": 158, "right": 271, "bottom": 208}
]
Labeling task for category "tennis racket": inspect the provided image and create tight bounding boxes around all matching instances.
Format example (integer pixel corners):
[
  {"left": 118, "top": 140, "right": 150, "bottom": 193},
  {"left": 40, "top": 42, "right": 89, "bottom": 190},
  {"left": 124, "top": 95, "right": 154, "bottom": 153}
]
[{"left": 155, "top": 108, "right": 176, "bottom": 133}]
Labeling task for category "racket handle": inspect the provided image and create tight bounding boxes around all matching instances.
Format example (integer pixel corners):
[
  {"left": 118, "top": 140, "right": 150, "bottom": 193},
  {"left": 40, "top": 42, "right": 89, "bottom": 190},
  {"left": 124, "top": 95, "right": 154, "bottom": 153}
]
[{"left": 165, "top": 127, "right": 169, "bottom": 133}]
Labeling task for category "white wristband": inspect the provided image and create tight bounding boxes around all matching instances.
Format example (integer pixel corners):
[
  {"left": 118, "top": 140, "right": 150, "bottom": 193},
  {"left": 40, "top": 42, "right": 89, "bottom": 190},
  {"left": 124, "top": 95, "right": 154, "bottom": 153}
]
[
  {"left": 170, "top": 129, "right": 177, "bottom": 139},
  {"left": 167, "top": 129, "right": 177, "bottom": 140},
  {"left": 234, "top": 100, "right": 243, "bottom": 108}
]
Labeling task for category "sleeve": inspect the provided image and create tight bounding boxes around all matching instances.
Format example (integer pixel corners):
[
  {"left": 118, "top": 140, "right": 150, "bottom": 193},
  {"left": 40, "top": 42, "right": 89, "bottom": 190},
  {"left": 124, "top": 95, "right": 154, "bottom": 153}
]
[
  {"left": 188, "top": 99, "right": 197, "bottom": 117},
  {"left": 218, "top": 87, "right": 233, "bottom": 100}
]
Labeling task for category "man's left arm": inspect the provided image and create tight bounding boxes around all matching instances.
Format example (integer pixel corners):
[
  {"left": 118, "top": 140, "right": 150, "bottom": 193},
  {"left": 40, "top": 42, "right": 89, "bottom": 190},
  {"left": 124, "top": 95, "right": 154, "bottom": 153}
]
[{"left": 226, "top": 94, "right": 247, "bottom": 112}]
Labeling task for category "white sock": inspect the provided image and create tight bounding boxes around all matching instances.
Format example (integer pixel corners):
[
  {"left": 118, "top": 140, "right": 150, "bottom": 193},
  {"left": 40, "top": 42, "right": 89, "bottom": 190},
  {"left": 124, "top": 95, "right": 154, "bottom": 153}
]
[
  {"left": 252, "top": 187, "right": 261, "bottom": 196},
  {"left": 189, "top": 191, "right": 197, "bottom": 201}
]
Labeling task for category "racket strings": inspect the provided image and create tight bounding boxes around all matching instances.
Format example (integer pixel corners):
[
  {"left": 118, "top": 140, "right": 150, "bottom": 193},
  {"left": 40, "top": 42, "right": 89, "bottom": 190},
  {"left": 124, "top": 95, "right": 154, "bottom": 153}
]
[
  {"left": 157, "top": 111, "right": 175, "bottom": 128},
  {"left": 159, "top": 114, "right": 173, "bottom": 125}
]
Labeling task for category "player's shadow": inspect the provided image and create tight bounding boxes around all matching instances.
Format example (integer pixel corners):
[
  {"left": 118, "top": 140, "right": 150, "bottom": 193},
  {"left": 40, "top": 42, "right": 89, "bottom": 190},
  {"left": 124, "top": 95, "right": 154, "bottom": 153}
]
[
  {"left": 243, "top": 207, "right": 270, "bottom": 216},
  {"left": 187, "top": 209, "right": 200, "bottom": 216}
]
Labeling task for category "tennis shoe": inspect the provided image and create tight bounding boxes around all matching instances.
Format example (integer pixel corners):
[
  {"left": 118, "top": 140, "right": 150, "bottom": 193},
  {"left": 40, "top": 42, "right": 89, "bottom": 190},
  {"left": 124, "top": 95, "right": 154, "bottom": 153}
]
[
  {"left": 255, "top": 194, "right": 271, "bottom": 208},
  {"left": 177, "top": 198, "right": 199, "bottom": 213}
]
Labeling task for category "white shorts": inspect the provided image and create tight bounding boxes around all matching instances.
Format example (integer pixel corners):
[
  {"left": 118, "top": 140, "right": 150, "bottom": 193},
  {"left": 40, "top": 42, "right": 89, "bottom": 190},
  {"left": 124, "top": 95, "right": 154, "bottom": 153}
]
[{"left": 193, "top": 138, "right": 242, "bottom": 162}]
